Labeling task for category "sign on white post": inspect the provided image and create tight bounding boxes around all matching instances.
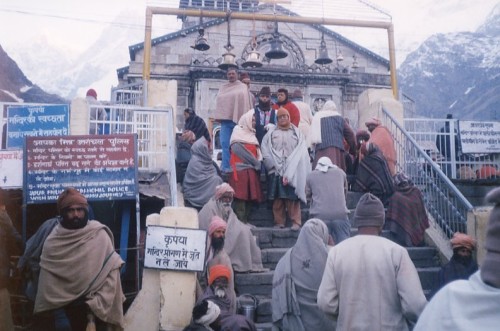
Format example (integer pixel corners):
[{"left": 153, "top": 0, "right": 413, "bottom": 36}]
[
  {"left": 144, "top": 225, "right": 206, "bottom": 272},
  {"left": 0, "top": 150, "right": 23, "bottom": 188},
  {"left": 459, "top": 121, "right": 500, "bottom": 153}
]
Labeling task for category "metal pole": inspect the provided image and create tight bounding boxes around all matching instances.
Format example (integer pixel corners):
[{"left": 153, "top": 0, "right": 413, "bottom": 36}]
[
  {"left": 142, "top": 7, "right": 153, "bottom": 81},
  {"left": 387, "top": 23, "right": 399, "bottom": 99}
]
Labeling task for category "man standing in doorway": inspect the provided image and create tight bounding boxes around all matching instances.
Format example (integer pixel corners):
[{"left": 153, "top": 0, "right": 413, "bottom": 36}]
[{"left": 214, "top": 68, "right": 252, "bottom": 173}]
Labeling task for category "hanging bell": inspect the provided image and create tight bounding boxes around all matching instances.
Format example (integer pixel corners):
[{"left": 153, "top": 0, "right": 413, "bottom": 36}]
[
  {"left": 336, "top": 50, "right": 344, "bottom": 62},
  {"left": 191, "top": 28, "right": 210, "bottom": 51},
  {"left": 218, "top": 51, "right": 238, "bottom": 70},
  {"left": 265, "top": 37, "right": 288, "bottom": 60},
  {"left": 315, "top": 39, "right": 332, "bottom": 65},
  {"left": 242, "top": 49, "right": 263, "bottom": 68},
  {"left": 352, "top": 54, "right": 359, "bottom": 69}
]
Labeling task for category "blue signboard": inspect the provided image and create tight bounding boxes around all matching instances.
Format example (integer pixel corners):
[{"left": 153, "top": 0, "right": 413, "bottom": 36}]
[
  {"left": 24, "top": 134, "right": 138, "bottom": 204},
  {"left": 6, "top": 104, "right": 69, "bottom": 148}
]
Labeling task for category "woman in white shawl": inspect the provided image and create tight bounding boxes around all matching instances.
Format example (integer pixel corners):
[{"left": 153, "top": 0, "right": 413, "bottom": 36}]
[
  {"left": 310, "top": 100, "right": 355, "bottom": 171},
  {"left": 228, "top": 110, "right": 264, "bottom": 223},
  {"left": 183, "top": 137, "right": 223, "bottom": 209},
  {"left": 272, "top": 219, "right": 333, "bottom": 330}
]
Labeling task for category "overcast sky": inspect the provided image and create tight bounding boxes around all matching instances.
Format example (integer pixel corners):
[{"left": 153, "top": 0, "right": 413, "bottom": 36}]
[{"left": 0, "top": 0, "right": 497, "bottom": 61}]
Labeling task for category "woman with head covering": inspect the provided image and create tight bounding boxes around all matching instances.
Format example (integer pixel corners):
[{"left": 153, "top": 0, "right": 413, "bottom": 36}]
[
  {"left": 183, "top": 137, "right": 223, "bottom": 210},
  {"left": 310, "top": 100, "right": 356, "bottom": 171},
  {"left": 228, "top": 110, "right": 264, "bottom": 223},
  {"left": 272, "top": 219, "right": 332, "bottom": 330}
]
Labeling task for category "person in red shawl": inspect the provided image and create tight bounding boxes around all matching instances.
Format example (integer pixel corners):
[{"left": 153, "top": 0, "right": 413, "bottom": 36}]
[
  {"left": 365, "top": 117, "right": 397, "bottom": 176},
  {"left": 229, "top": 110, "right": 264, "bottom": 222},
  {"left": 272, "top": 88, "right": 300, "bottom": 127}
]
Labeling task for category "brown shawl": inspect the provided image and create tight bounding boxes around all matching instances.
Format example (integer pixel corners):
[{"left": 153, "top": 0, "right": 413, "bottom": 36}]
[
  {"left": 35, "top": 221, "right": 125, "bottom": 327},
  {"left": 214, "top": 81, "right": 252, "bottom": 123}
]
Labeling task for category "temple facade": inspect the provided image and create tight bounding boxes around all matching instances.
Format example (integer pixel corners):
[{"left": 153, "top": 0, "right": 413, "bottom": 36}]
[{"left": 117, "top": 2, "right": 393, "bottom": 129}]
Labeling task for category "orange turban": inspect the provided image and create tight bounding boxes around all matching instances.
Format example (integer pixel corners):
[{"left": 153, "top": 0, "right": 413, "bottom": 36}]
[
  {"left": 208, "top": 264, "right": 231, "bottom": 285},
  {"left": 57, "top": 188, "right": 88, "bottom": 213},
  {"left": 450, "top": 232, "right": 476, "bottom": 251}
]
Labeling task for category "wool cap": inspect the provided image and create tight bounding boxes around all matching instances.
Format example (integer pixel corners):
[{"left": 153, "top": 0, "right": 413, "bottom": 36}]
[
  {"left": 86, "top": 88, "right": 97, "bottom": 99},
  {"left": 259, "top": 86, "right": 271, "bottom": 96},
  {"left": 193, "top": 300, "right": 221, "bottom": 326},
  {"left": 291, "top": 89, "right": 303, "bottom": 99},
  {"left": 57, "top": 188, "right": 88, "bottom": 213},
  {"left": 481, "top": 187, "right": 500, "bottom": 288},
  {"left": 208, "top": 264, "right": 231, "bottom": 285},
  {"left": 208, "top": 216, "right": 227, "bottom": 236},
  {"left": 450, "top": 232, "right": 476, "bottom": 251},
  {"left": 214, "top": 183, "right": 235, "bottom": 201},
  {"left": 353, "top": 193, "right": 385, "bottom": 228}
]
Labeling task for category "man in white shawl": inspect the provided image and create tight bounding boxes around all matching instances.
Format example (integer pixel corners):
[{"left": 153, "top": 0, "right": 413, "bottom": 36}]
[
  {"left": 272, "top": 219, "right": 333, "bottom": 330},
  {"left": 310, "top": 100, "right": 355, "bottom": 171},
  {"left": 183, "top": 137, "right": 223, "bottom": 209},
  {"left": 261, "top": 108, "right": 311, "bottom": 231},
  {"left": 33, "top": 188, "right": 125, "bottom": 330},
  {"left": 198, "top": 183, "right": 265, "bottom": 273},
  {"left": 291, "top": 89, "right": 313, "bottom": 148}
]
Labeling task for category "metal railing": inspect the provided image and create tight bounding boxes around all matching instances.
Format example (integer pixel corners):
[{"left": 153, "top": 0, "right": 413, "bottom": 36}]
[
  {"left": 382, "top": 109, "right": 473, "bottom": 238},
  {"left": 404, "top": 118, "right": 499, "bottom": 180},
  {"left": 111, "top": 81, "right": 146, "bottom": 106},
  {"left": 88, "top": 104, "right": 177, "bottom": 206}
]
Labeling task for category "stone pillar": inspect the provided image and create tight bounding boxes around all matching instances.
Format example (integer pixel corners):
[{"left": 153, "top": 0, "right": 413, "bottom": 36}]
[
  {"left": 467, "top": 206, "right": 492, "bottom": 265},
  {"left": 69, "top": 98, "right": 89, "bottom": 135}
]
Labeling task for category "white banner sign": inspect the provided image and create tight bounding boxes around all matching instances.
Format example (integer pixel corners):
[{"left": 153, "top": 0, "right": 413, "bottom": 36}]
[
  {"left": 0, "top": 150, "right": 23, "bottom": 188},
  {"left": 144, "top": 225, "right": 206, "bottom": 272},
  {"left": 459, "top": 121, "right": 500, "bottom": 154}
]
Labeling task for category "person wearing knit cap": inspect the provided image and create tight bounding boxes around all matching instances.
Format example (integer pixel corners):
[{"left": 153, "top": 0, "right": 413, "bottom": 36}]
[
  {"left": 253, "top": 86, "right": 276, "bottom": 145},
  {"left": 318, "top": 193, "right": 427, "bottom": 330},
  {"left": 290, "top": 88, "right": 314, "bottom": 148},
  {"left": 306, "top": 156, "right": 351, "bottom": 243},
  {"left": 85, "top": 88, "right": 108, "bottom": 134},
  {"left": 415, "top": 187, "right": 500, "bottom": 331},
  {"left": 31, "top": 188, "right": 125, "bottom": 330},
  {"left": 202, "top": 216, "right": 237, "bottom": 314},
  {"left": 198, "top": 183, "right": 265, "bottom": 273},
  {"left": 183, "top": 299, "right": 221, "bottom": 331},
  {"left": 436, "top": 232, "right": 478, "bottom": 291},
  {"left": 272, "top": 88, "right": 300, "bottom": 127},
  {"left": 198, "top": 264, "right": 234, "bottom": 317},
  {"left": 261, "top": 105, "right": 311, "bottom": 231},
  {"left": 184, "top": 107, "right": 210, "bottom": 142},
  {"left": 0, "top": 189, "right": 23, "bottom": 331},
  {"left": 310, "top": 100, "right": 356, "bottom": 171}
]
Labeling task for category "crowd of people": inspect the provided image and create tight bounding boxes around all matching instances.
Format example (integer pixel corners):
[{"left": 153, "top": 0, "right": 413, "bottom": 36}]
[{"left": 1, "top": 71, "right": 496, "bottom": 331}]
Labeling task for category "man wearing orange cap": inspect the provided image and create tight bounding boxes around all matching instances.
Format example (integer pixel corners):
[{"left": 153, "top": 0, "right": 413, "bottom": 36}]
[
  {"left": 200, "top": 264, "right": 233, "bottom": 314},
  {"left": 436, "top": 232, "right": 478, "bottom": 291},
  {"left": 85, "top": 88, "right": 108, "bottom": 134},
  {"left": 203, "top": 216, "right": 236, "bottom": 314},
  {"left": 261, "top": 107, "right": 311, "bottom": 231},
  {"left": 30, "top": 188, "right": 125, "bottom": 330}
]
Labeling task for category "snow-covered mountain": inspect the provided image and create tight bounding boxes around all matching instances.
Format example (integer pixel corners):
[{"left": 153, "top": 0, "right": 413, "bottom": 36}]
[
  {"left": 398, "top": 4, "right": 500, "bottom": 121},
  {"left": 7, "top": 10, "right": 146, "bottom": 101}
]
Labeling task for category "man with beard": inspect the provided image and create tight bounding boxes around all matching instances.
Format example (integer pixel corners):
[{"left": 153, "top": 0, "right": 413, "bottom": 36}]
[
  {"left": 30, "top": 188, "right": 125, "bottom": 331},
  {"left": 437, "top": 232, "right": 478, "bottom": 291},
  {"left": 261, "top": 108, "right": 311, "bottom": 231},
  {"left": 253, "top": 86, "right": 276, "bottom": 145},
  {"left": 202, "top": 216, "right": 237, "bottom": 314},
  {"left": 199, "top": 183, "right": 265, "bottom": 273},
  {"left": 272, "top": 88, "right": 300, "bottom": 128}
]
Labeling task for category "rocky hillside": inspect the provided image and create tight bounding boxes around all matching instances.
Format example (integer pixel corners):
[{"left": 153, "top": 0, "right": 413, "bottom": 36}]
[
  {"left": 398, "top": 4, "right": 499, "bottom": 121},
  {"left": 0, "top": 44, "right": 66, "bottom": 104}
]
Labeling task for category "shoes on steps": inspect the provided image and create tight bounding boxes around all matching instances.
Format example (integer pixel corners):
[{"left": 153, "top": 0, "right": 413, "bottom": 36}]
[
  {"left": 291, "top": 224, "right": 301, "bottom": 231},
  {"left": 274, "top": 224, "right": 285, "bottom": 229}
]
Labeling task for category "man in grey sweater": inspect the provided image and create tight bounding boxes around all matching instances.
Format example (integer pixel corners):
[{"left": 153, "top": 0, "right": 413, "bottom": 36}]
[{"left": 305, "top": 156, "right": 350, "bottom": 243}]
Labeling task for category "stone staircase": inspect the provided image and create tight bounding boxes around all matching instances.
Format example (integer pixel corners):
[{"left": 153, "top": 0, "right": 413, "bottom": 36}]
[{"left": 234, "top": 192, "right": 441, "bottom": 331}]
